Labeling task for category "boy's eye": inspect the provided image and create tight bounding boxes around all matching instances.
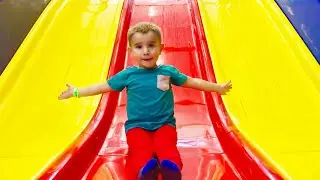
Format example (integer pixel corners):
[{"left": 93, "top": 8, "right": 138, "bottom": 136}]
[
  {"left": 148, "top": 44, "right": 155, "bottom": 48},
  {"left": 136, "top": 45, "right": 142, "bottom": 49}
]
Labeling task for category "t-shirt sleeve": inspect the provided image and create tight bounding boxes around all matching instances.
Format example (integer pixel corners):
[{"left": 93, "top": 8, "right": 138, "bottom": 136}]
[
  {"left": 107, "top": 69, "right": 128, "bottom": 91},
  {"left": 168, "top": 66, "right": 188, "bottom": 86}
]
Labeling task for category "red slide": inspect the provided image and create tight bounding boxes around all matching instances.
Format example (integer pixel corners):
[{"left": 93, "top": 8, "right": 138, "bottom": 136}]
[{"left": 38, "top": 0, "right": 283, "bottom": 179}]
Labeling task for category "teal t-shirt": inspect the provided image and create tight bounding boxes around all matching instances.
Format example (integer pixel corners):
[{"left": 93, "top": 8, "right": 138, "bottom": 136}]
[{"left": 107, "top": 65, "right": 187, "bottom": 132}]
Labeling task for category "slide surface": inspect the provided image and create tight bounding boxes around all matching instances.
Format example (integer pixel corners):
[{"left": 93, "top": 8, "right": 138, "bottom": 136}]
[
  {"left": 83, "top": 0, "right": 237, "bottom": 179},
  {"left": 198, "top": 0, "right": 320, "bottom": 179},
  {"left": 0, "top": 0, "right": 124, "bottom": 179},
  {"left": 37, "top": 0, "right": 281, "bottom": 180}
]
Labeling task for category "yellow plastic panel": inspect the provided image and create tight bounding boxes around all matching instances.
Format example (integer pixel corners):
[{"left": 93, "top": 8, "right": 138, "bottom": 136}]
[
  {"left": 0, "top": 0, "right": 124, "bottom": 179},
  {"left": 198, "top": 0, "right": 320, "bottom": 179}
]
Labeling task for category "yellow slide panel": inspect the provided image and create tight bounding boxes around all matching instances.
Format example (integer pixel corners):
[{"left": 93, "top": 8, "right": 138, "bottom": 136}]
[
  {"left": 0, "top": 0, "right": 124, "bottom": 179},
  {"left": 198, "top": 0, "right": 320, "bottom": 179}
]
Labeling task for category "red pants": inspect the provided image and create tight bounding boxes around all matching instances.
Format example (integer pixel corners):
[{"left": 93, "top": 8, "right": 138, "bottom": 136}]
[{"left": 125, "top": 125, "right": 182, "bottom": 179}]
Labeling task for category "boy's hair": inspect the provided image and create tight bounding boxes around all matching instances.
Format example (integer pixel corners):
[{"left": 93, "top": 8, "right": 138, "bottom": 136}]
[{"left": 127, "top": 22, "right": 162, "bottom": 46}]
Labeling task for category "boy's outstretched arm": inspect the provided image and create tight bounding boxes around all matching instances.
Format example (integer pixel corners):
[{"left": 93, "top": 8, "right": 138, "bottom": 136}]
[
  {"left": 58, "top": 82, "right": 114, "bottom": 100},
  {"left": 182, "top": 77, "right": 232, "bottom": 95}
]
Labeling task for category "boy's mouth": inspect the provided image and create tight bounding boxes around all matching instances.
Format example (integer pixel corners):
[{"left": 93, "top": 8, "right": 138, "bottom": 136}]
[{"left": 141, "top": 58, "right": 153, "bottom": 61}]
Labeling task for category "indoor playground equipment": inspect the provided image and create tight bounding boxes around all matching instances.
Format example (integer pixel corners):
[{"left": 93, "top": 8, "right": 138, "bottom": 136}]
[{"left": 1, "top": 0, "right": 319, "bottom": 179}]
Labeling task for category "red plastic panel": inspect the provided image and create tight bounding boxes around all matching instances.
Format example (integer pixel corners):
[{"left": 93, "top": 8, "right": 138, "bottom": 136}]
[{"left": 85, "top": 0, "right": 237, "bottom": 179}]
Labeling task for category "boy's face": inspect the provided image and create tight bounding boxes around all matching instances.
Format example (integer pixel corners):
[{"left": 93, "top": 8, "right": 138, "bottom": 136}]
[{"left": 129, "top": 31, "right": 163, "bottom": 69}]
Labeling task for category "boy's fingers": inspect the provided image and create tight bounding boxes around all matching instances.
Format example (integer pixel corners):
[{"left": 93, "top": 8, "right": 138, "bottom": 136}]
[
  {"left": 58, "top": 95, "right": 63, "bottom": 100},
  {"left": 224, "top": 81, "right": 231, "bottom": 87},
  {"left": 227, "top": 81, "right": 232, "bottom": 88},
  {"left": 58, "top": 91, "right": 68, "bottom": 99},
  {"left": 66, "top": 83, "right": 72, "bottom": 88}
]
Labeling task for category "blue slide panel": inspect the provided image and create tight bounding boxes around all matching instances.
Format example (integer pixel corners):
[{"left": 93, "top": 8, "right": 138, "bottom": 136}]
[{"left": 276, "top": 0, "right": 320, "bottom": 64}]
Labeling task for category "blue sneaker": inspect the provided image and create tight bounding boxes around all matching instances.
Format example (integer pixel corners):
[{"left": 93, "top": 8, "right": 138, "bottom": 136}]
[
  {"left": 138, "top": 158, "right": 160, "bottom": 180},
  {"left": 160, "top": 160, "right": 181, "bottom": 180}
]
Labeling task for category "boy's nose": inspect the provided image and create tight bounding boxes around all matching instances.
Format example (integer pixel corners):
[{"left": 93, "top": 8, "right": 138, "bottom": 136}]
[{"left": 143, "top": 47, "right": 149, "bottom": 54}]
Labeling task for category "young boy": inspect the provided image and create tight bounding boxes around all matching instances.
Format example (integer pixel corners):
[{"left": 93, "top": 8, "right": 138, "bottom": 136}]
[{"left": 59, "top": 22, "right": 232, "bottom": 180}]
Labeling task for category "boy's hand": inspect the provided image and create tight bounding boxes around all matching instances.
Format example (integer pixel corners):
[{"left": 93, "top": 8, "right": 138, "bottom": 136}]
[
  {"left": 217, "top": 81, "right": 232, "bottom": 95},
  {"left": 182, "top": 77, "right": 232, "bottom": 94},
  {"left": 58, "top": 84, "right": 74, "bottom": 100}
]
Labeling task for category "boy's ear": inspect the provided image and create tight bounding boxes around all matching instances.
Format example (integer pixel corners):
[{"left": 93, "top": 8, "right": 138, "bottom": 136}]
[
  {"left": 127, "top": 45, "right": 132, "bottom": 52},
  {"left": 160, "top": 44, "right": 164, "bottom": 51}
]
